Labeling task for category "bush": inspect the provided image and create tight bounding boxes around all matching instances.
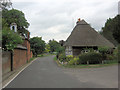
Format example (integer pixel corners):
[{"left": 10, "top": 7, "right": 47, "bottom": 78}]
[
  {"left": 78, "top": 52, "right": 102, "bottom": 64},
  {"left": 68, "top": 57, "right": 79, "bottom": 65},
  {"left": 66, "top": 55, "right": 73, "bottom": 62},
  {"left": 98, "top": 46, "right": 109, "bottom": 60},
  {"left": 106, "top": 54, "right": 114, "bottom": 60},
  {"left": 58, "top": 52, "right": 66, "bottom": 62},
  {"left": 113, "top": 48, "right": 118, "bottom": 60}
]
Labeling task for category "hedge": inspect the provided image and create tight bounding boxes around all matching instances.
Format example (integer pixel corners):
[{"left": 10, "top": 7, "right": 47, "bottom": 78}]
[{"left": 78, "top": 52, "right": 102, "bottom": 64}]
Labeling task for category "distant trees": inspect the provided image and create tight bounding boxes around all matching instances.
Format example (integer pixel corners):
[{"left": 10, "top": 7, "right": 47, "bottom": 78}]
[
  {"left": 101, "top": 15, "right": 120, "bottom": 45},
  {"left": 48, "top": 39, "right": 64, "bottom": 53},
  {"left": 30, "top": 37, "right": 46, "bottom": 57}
]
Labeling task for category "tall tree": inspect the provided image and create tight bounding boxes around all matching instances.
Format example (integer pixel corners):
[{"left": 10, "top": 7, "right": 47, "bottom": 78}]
[
  {"left": 2, "top": 27, "right": 23, "bottom": 51},
  {"left": 101, "top": 17, "right": 119, "bottom": 46},
  {"left": 2, "top": 9, "right": 29, "bottom": 35},
  {"left": 112, "top": 15, "right": 120, "bottom": 43},
  {"left": 30, "top": 37, "right": 46, "bottom": 56},
  {"left": 48, "top": 39, "right": 61, "bottom": 52},
  {"left": 48, "top": 39, "right": 64, "bottom": 53}
]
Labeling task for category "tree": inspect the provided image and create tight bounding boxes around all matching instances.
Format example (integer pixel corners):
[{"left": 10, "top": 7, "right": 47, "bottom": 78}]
[
  {"left": 2, "top": 27, "right": 23, "bottom": 51},
  {"left": 45, "top": 44, "right": 50, "bottom": 53},
  {"left": 101, "top": 15, "right": 120, "bottom": 45},
  {"left": 2, "top": 9, "right": 29, "bottom": 35},
  {"left": 48, "top": 39, "right": 61, "bottom": 52},
  {"left": 112, "top": 15, "right": 120, "bottom": 43},
  {"left": 30, "top": 37, "right": 46, "bottom": 56}
]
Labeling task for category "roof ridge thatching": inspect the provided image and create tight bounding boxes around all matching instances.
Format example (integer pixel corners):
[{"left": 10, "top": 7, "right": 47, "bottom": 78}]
[{"left": 64, "top": 19, "right": 114, "bottom": 48}]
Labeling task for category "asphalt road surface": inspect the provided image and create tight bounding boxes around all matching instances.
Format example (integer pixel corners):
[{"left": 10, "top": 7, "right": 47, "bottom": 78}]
[{"left": 5, "top": 55, "right": 118, "bottom": 88}]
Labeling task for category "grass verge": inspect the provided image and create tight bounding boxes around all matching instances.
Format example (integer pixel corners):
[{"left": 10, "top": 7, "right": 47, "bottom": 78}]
[{"left": 54, "top": 58, "right": 118, "bottom": 68}]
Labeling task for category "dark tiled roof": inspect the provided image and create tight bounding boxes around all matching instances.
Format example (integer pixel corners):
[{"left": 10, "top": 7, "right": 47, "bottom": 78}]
[
  {"left": 64, "top": 20, "right": 114, "bottom": 48},
  {"left": 15, "top": 44, "right": 27, "bottom": 50}
]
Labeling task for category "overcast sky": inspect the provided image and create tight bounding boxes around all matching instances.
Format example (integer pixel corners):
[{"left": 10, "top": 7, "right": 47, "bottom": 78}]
[{"left": 12, "top": 0, "right": 119, "bottom": 43}]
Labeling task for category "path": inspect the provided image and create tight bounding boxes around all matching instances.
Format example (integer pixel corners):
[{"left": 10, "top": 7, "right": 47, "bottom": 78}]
[{"left": 5, "top": 55, "right": 118, "bottom": 88}]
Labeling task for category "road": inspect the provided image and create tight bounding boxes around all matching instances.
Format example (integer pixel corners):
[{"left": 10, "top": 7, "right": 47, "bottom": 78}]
[{"left": 5, "top": 55, "right": 118, "bottom": 88}]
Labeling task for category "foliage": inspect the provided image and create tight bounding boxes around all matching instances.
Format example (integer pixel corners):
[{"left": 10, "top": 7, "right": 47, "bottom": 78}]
[
  {"left": 2, "top": 28, "right": 23, "bottom": 51},
  {"left": 103, "top": 60, "right": 118, "bottom": 64},
  {"left": 30, "top": 37, "right": 46, "bottom": 57},
  {"left": 112, "top": 15, "right": 120, "bottom": 43},
  {"left": 101, "top": 18, "right": 117, "bottom": 45},
  {"left": 78, "top": 52, "right": 102, "bottom": 64},
  {"left": 101, "top": 15, "right": 120, "bottom": 45},
  {"left": 45, "top": 44, "right": 50, "bottom": 53},
  {"left": 2, "top": 9, "right": 29, "bottom": 35},
  {"left": 68, "top": 57, "right": 79, "bottom": 65},
  {"left": 58, "top": 52, "right": 66, "bottom": 62},
  {"left": 48, "top": 39, "right": 61, "bottom": 52},
  {"left": 113, "top": 48, "right": 118, "bottom": 60},
  {"left": 56, "top": 46, "right": 65, "bottom": 53},
  {"left": 66, "top": 55, "right": 73, "bottom": 62},
  {"left": 98, "top": 46, "right": 109, "bottom": 54},
  {"left": 98, "top": 46, "right": 109, "bottom": 60},
  {"left": 118, "top": 45, "right": 120, "bottom": 63},
  {"left": 106, "top": 54, "right": 114, "bottom": 60}
]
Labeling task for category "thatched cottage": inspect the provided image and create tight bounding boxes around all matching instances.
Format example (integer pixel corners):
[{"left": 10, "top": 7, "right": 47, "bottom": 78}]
[{"left": 64, "top": 19, "right": 114, "bottom": 56}]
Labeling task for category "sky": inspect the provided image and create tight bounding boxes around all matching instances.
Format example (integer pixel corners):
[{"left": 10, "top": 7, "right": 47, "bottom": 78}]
[{"left": 12, "top": 0, "right": 119, "bottom": 43}]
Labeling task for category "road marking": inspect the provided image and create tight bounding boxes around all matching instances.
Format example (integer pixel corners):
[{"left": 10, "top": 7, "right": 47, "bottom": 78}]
[{"left": 2, "top": 58, "right": 38, "bottom": 88}]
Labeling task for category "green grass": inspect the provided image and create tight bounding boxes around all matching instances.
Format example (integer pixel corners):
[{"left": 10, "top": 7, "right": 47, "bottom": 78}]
[
  {"left": 54, "top": 56, "right": 57, "bottom": 61},
  {"left": 55, "top": 59, "right": 118, "bottom": 68},
  {"left": 63, "top": 63, "right": 118, "bottom": 68}
]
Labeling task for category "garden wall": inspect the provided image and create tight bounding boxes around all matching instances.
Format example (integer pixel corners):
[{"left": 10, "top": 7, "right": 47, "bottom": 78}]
[
  {"left": 13, "top": 49, "right": 27, "bottom": 69},
  {"left": 2, "top": 51, "right": 11, "bottom": 75},
  {"left": 2, "top": 39, "right": 33, "bottom": 76}
]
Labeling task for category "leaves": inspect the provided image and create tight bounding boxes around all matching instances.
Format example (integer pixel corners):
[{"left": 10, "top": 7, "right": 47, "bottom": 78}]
[
  {"left": 30, "top": 37, "right": 46, "bottom": 56},
  {"left": 2, "top": 9, "right": 29, "bottom": 34},
  {"left": 101, "top": 15, "right": 120, "bottom": 45},
  {"left": 2, "top": 28, "right": 23, "bottom": 51}
]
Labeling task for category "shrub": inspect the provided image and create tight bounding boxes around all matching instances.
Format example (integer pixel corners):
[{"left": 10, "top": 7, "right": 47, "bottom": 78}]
[
  {"left": 113, "top": 48, "right": 118, "bottom": 60},
  {"left": 107, "top": 54, "right": 114, "bottom": 60},
  {"left": 68, "top": 57, "right": 79, "bottom": 65},
  {"left": 58, "top": 52, "right": 66, "bottom": 62},
  {"left": 98, "top": 46, "right": 109, "bottom": 60},
  {"left": 78, "top": 52, "right": 102, "bottom": 64},
  {"left": 66, "top": 55, "right": 73, "bottom": 62}
]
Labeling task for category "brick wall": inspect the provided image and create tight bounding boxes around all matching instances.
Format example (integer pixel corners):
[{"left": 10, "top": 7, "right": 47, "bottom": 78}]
[
  {"left": 2, "top": 51, "right": 11, "bottom": 75},
  {"left": 30, "top": 51, "right": 33, "bottom": 58},
  {"left": 23, "top": 39, "right": 31, "bottom": 62},
  {"left": 13, "top": 49, "right": 27, "bottom": 69},
  {"left": 2, "top": 39, "right": 33, "bottom": 72}
]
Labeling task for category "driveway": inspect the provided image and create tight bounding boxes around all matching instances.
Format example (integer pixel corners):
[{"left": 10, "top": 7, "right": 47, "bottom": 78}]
[{"left": 5, "top": 55, "right": 118, "bottom": 88}]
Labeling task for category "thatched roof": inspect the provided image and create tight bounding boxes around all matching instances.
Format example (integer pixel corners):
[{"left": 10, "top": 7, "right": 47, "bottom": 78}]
[{"left": 64, "top": 19, "right": 114, "bottom": 48}]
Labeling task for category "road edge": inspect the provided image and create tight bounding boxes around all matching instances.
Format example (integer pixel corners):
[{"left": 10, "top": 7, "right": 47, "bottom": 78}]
[{"left": 2, "top": 58, "right": 38, "bottom": 88}]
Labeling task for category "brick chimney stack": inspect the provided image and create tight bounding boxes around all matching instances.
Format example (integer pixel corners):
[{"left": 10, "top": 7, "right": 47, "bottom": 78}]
[
  {"left": 78, "top": 18, "right": 80, "bottom": 22},
  {"left": 76, "top": 18, "right": 81, "bottom": 24}
]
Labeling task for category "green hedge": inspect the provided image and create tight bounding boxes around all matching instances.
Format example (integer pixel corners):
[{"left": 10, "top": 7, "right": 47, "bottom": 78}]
[{"left": 78, "top": 52, "right": 102, "bottom": 64}]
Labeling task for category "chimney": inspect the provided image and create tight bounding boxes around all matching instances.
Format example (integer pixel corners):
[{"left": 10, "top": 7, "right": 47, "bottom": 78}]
[
  {"left": 76, "top": 18, "right": 81, "bottom": 24},
  {"left": 78, "top": 18, "right": 80, "bottom": 22}
]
